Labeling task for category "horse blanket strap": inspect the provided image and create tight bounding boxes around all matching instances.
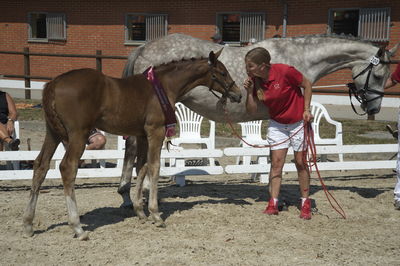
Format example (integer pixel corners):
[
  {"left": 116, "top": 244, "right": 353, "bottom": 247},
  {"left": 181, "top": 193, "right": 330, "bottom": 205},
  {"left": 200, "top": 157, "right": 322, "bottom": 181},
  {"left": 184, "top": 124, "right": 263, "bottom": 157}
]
[{"left": 143, "top": 67, "right": 177, "bottom": 139}]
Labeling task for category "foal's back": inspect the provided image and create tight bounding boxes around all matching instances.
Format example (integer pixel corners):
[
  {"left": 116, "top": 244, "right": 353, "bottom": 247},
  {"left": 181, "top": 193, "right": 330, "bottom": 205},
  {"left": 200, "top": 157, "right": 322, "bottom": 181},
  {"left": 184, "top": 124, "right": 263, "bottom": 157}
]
[{"left": 48, "top": 68, "right": 160, "bottom": 136}]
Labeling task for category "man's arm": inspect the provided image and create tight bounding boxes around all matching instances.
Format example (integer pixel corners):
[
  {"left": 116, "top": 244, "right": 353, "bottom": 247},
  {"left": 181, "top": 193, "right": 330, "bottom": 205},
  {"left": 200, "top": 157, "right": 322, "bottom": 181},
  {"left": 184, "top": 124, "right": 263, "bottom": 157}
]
[{"left": 301, "top": 76, "right": 313, "bottom": 122}]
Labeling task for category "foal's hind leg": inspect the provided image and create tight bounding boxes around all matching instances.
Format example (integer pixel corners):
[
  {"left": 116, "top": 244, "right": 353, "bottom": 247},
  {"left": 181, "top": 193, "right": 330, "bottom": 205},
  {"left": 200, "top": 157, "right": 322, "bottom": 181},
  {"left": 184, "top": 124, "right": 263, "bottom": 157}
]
[
  {"left": 59, "top": 133, "right": 88, "bottom": 240},
  {"left": 23, "top": 128, "right": 60, "bottom": 237},
  {"left": 117, "top": 136, "right": 137, "bottom": 209}
]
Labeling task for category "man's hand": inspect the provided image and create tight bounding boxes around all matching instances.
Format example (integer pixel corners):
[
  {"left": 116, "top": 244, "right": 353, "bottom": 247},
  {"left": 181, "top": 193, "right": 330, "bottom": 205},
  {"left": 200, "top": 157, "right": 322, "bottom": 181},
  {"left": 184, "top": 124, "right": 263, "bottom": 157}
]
[{"left": 244, "top": 77, "right": 254, "bottom": 94}]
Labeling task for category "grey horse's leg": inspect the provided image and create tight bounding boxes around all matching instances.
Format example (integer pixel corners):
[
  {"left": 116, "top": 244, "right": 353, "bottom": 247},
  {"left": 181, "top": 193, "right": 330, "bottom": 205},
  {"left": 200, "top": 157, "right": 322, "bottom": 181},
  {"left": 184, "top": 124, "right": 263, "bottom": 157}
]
[
  {"left": 132, "top": 136, "right": 148, "bottom": 219},
  {"left": 117, "top": 136, "right": 137, "bottom": 208},
  {"left": 23, "top": 128, "right": 60, "bottom": 237},
  {"left": 59, "top": 133, "right": 88, "bottom": 240}
]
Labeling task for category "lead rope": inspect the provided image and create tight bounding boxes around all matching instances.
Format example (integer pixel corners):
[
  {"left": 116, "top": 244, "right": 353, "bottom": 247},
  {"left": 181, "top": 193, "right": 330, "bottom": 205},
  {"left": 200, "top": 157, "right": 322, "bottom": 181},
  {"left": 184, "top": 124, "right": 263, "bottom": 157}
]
[
  {"left": 223, "top": 107, "right": 346, "bottom": 219},
  {"left": 303, "top": 122, "right": 347, "bottom": 219}
]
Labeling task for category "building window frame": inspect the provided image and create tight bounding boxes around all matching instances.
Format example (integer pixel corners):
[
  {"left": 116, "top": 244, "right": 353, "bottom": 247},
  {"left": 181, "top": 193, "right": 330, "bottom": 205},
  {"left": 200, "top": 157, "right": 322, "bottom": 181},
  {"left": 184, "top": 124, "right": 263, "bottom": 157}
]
[
  {"left": 125, "top": 13, "right": 168, "bottom": 45},
  {"left": 28, "top": 12, "right": 66, "bottom": 42},
  {"left": 328, "top": 7, "right": 391, "bottom": 42},
  {"left": 216, "top": 12, "right": 265, "bottom": 45}
]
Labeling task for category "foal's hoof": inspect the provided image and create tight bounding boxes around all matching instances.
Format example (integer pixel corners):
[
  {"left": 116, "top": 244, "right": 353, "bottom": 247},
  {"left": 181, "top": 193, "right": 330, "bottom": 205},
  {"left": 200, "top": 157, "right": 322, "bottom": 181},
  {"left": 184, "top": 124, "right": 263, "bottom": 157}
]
[
  {"left": 134, "top": 209, "right": 148, "bottom": 221},
  {"left": 23, "top": 224, "right": 34, "bottom": 237},
  {"left": 155, "top": 221, "right": 166, "bottom": 228},
  {"left": 76, "top": 231, "right": 89, "bottom": 241}
]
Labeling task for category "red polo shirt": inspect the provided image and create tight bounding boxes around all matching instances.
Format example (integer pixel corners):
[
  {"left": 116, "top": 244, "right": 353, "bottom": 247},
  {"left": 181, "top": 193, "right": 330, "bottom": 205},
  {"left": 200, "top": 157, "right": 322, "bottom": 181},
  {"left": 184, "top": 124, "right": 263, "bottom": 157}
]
[
  {"left": 255, "top": 64, "right": 304, "bottom": 124},
  {"left": 392, "top": 63, "right": 400, "bottom": 83}
]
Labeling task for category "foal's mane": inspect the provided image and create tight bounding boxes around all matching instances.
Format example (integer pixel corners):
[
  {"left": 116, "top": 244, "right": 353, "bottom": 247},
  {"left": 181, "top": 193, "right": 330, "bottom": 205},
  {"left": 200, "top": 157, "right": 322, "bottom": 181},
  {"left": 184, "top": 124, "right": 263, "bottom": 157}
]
[{"left": 152, "top": 56, "right": 206, "bottom": 72}]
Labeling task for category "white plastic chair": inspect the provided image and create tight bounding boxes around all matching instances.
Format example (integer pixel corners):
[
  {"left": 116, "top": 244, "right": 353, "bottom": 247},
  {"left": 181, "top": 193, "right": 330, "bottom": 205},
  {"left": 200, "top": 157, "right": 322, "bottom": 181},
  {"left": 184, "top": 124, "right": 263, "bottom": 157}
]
[
  {"left": 5, "top": 120, "right": 20, "bottom": 170},
  {"left": 172, "top": 102, "right": 216, "bottom": 166},
  {"left": 310, "top": 101, "right": 343, "bottom": 162},
  {"left": 237, "top": 120, "right": 269, "bottom": 165},
  {"left": 237, "top": 120, "right": 269, "bottom": 182}
]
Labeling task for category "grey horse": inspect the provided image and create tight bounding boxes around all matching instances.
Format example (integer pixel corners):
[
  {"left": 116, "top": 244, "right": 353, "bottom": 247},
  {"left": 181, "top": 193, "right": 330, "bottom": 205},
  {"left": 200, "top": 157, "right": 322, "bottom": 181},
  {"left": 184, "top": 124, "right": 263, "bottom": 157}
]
[{"left": 118, "top": 33, "right": 398, "bottom": 209}]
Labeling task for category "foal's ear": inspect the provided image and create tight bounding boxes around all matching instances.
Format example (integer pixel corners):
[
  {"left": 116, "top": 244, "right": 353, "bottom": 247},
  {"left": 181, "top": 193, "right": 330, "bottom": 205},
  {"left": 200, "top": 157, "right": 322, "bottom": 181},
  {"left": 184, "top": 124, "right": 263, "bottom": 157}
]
[{"left": 208, "top": 49, "right": 223, "bottom": 65}]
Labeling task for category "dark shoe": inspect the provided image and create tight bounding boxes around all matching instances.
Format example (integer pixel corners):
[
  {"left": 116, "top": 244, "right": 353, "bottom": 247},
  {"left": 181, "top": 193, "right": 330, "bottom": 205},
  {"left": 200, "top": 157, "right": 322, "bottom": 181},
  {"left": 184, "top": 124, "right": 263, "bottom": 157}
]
[
  {"left": 263, "top": 198, "right": 279, "bottom": 215},
  {"left": 8, "top": 138, "right": 20, "bottom": 151},
  {"left": 300, "top": 198, "right": 312, "bottom": 220},
  {"left": 394, "top": 200, "right": 400, "bottom": 210}
]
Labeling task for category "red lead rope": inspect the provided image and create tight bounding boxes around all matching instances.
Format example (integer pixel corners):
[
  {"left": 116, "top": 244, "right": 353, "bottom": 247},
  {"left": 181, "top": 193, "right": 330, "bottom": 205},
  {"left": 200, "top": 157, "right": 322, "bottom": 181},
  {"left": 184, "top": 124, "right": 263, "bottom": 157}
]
[
  {"left": 223, "top": 108, "right": 346, "bottom": 219},
  {"left": 303, "top": 122, "right": 347, "bottom": 219}
]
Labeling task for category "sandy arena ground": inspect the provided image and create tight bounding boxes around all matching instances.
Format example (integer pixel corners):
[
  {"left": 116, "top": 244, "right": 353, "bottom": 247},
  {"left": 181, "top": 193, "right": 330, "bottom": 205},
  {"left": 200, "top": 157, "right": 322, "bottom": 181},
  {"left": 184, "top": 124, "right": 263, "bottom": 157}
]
[{"left": 0, "top": 121, "right": 399, "bottom": 265}]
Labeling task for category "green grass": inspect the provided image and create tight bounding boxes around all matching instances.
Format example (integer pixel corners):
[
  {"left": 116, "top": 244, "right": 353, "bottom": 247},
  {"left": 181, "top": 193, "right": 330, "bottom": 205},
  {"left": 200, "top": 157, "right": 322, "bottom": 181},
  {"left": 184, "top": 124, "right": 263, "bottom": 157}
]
[{"left": 15, "top": 98, "right": 397, "bottom": 145}]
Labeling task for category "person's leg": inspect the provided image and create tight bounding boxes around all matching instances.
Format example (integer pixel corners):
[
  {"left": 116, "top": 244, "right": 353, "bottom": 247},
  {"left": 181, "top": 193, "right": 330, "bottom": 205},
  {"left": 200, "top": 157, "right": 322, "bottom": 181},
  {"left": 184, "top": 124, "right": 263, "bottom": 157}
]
[
  {"left": 269, "top": 148, "right": 288, "bottom": 199},
  {"left": 264, "top": 120, "right": 291, "bottom": 215},
  {"left": 290, "top": 120, "right": 311, "bottom": 219},
  {"left": 86, "top": 134, "right": 106, "bottom": 150},
  {"left": 293, "top": 150, "right": 310, "bottom": 198},
  {"left": 0, "top": 123, "right": 19, "bottom": 150}
]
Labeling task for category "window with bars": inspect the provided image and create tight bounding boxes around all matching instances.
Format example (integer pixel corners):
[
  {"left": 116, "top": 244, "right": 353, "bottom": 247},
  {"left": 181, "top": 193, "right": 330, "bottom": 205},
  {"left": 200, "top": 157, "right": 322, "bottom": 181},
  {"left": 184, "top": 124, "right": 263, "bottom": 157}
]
[
  {"left": 216, "top": 12, "right": 265, "bottom": 44},
  {"left": 125, "top": 14, "right": 168, "bottom": 43},
  {"left": 28, "top": 12, "right": 66, "bottom": 41},
  {"left": 328, "top": 7, "right": 391, "bottom": 42}
]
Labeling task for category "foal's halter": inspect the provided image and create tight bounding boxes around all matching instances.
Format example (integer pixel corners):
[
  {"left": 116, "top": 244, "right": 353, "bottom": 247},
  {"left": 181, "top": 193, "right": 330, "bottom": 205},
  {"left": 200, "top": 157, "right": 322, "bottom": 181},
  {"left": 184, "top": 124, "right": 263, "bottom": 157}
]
[
  {"left": 208, "top": 62, "right": 236, "bottom": 100},
  {"left": 347, "top": 51, "right": 386, "bottom": 115}
]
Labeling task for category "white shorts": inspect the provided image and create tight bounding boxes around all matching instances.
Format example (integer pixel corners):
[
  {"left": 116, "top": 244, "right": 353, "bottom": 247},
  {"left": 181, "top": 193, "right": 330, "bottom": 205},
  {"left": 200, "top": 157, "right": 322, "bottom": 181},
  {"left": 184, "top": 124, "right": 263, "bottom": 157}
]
[{"left": 267, "top": 120, "right": 305, "bottom": 151}]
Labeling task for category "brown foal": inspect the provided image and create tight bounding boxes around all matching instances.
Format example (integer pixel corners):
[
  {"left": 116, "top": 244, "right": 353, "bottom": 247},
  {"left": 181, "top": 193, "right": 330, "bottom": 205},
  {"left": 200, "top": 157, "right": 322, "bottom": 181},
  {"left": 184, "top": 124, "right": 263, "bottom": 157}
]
[{"left": 23, "top": 50, "right": 241, "bottom": 240}]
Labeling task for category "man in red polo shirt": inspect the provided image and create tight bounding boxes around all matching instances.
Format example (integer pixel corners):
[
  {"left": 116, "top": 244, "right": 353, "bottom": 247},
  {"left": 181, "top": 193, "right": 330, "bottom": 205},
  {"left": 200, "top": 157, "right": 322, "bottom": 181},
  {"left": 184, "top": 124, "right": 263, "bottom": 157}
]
[
  {"left": 385, "top": 62, "right": 400, "bottom": 210},
  {"left": 244, "top": 47, "right": 313, "bottom": 219}
]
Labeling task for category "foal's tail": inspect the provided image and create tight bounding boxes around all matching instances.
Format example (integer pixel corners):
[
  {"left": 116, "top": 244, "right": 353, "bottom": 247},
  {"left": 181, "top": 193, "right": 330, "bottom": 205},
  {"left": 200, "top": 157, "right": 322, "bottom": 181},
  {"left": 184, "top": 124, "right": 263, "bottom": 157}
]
[
  {"left": 42, "top": 81, "right": 69, "bottom": 141},
  {"left": 122, "top": 44, "right": 145, "bottom": 78}
]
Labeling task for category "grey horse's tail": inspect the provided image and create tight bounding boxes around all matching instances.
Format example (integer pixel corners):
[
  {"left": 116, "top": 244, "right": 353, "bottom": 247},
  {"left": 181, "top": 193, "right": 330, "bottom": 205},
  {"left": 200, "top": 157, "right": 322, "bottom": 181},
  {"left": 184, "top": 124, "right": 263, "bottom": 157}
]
[
  {"left": 122, "top": 44, "right": 146, "bottom": 78},
  {"left": 42, "top": 81, "right": 69, "bottom": 141}
]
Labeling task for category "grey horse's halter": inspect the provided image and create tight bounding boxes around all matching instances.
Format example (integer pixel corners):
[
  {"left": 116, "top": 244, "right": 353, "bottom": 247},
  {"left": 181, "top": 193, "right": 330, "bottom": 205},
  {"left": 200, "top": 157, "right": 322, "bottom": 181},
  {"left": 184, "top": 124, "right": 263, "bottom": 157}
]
[{"left": 347, "top": 49, "right": 386, "bottom": 115}]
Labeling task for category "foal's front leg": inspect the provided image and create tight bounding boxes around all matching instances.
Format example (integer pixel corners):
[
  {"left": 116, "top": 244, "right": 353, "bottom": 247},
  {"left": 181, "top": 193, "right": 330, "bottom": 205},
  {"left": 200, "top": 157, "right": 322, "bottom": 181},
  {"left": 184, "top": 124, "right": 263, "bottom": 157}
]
[{"left": 146, "top": 131, "right": 165, "bottom": 227}]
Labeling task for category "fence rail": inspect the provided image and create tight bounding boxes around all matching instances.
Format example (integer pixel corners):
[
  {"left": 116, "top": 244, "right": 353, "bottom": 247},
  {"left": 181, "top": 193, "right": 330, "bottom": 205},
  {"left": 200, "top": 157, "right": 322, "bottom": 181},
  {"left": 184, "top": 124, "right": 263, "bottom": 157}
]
[{"left": 0, "top": 48, "right": 128, "bottom": 99}]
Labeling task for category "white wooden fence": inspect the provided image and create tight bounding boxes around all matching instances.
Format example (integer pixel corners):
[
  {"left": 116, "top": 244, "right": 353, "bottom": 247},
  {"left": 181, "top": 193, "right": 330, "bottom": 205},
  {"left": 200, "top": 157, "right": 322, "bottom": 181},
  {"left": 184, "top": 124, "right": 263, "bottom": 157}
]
[
  {"left": 0, "top": 148, "right": 224, "bottom": 182},
  {"left": 224, "top": 144, "right": 397, "bottom": 183},
  {"left": 0, "top": 144, "right": 396, "bottom": 185}
]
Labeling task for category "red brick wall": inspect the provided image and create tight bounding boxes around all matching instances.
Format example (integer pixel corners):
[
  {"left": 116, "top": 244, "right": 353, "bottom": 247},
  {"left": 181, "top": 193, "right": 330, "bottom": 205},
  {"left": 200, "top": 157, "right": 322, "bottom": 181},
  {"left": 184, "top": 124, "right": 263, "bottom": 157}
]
[{"left": 1, "top": 0, "right": 399, "bottom": 94}]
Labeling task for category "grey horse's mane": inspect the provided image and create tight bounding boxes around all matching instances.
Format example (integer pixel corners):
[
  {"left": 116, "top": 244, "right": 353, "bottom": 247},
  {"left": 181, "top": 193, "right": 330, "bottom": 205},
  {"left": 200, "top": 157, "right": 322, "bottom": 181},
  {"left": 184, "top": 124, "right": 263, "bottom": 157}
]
[{"left": 289, "top": 33, "right": 379, "bottom": 47}]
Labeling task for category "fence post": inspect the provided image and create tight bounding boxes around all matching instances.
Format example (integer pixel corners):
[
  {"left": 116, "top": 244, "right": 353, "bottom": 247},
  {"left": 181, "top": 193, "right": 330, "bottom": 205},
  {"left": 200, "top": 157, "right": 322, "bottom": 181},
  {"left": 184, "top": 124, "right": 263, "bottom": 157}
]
[
  {"left": 96, "top": 50, "right": 102, "bottom": 72},
  {"left": 23, "top": 47, "right": 31, "bottom": 99}
]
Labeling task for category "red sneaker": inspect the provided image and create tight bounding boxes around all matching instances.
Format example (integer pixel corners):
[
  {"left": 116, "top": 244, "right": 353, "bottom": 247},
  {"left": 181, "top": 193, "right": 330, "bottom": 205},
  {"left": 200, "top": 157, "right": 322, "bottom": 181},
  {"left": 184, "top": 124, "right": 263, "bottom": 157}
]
[
  {"left": 263, "top": 198, "right": 279, "bottom": 215},
  {"left": 300, "top": 198, "right": 311, "bottom": 220}
]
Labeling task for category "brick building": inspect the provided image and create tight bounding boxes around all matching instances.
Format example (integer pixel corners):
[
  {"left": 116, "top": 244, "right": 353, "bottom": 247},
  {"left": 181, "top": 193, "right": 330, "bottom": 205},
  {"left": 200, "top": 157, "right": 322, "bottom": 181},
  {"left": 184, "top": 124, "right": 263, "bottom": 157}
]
[{"left": 1, "top": 0, "right": 399, "bottom": 93}]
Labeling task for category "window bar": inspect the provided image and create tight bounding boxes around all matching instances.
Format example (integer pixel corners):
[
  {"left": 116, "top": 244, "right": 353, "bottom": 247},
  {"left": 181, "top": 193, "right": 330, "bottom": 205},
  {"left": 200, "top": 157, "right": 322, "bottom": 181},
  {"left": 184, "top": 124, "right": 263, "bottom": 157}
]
[{"left": 386, "top": 9, "right": 390, "bottom": 40}]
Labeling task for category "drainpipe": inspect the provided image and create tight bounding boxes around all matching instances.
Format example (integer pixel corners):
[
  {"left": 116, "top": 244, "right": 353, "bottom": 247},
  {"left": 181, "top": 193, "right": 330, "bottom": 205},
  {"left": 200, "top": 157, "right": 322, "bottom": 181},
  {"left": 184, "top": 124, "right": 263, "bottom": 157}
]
[{"left": 279, "top": 0, "right": 288, "bottom": 38}]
